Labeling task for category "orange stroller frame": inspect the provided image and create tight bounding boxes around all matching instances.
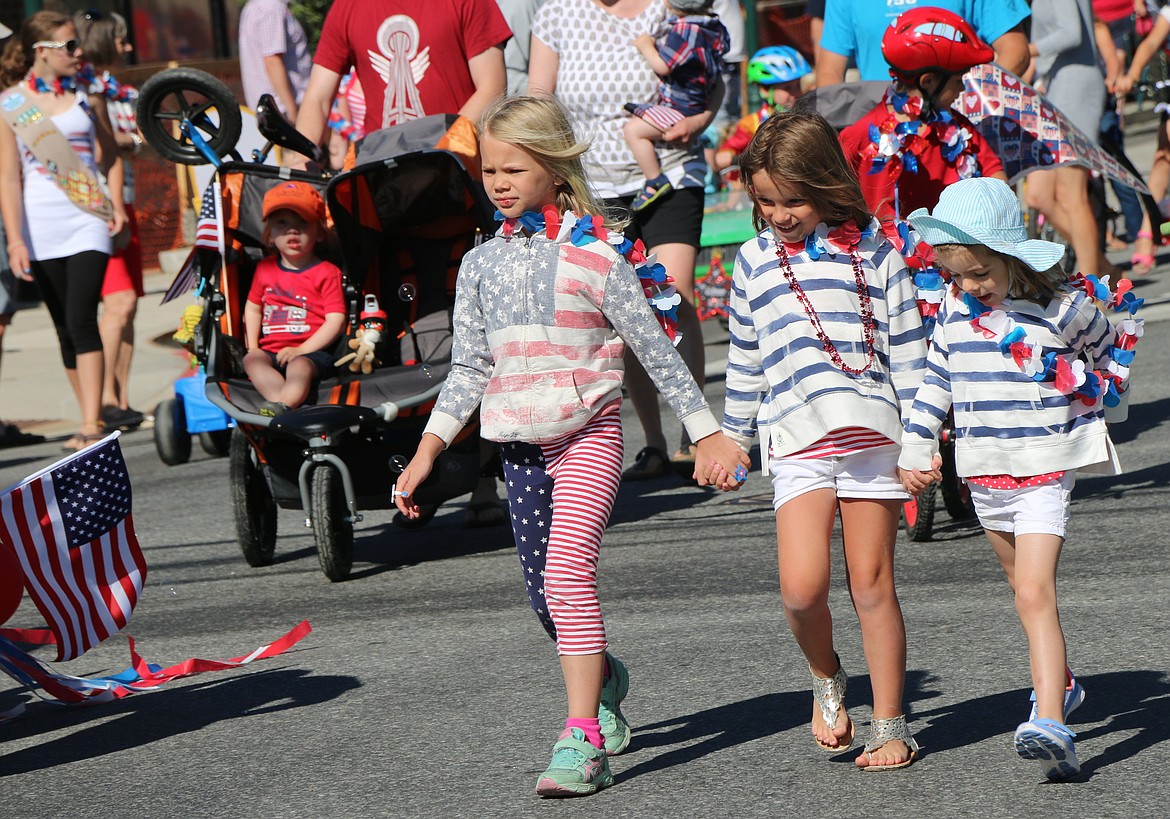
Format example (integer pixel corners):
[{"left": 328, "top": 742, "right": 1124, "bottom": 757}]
[{"left": 190, "top": 115, "right": 496, "bottom": 581}]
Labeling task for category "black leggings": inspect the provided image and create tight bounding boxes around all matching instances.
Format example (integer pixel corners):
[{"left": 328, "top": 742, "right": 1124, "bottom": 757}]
[{"left": 30, "top": 250, "right": 108, "bottom": 369}]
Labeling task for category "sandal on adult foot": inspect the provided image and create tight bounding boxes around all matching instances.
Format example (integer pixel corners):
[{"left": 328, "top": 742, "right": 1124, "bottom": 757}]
[
  {"left": 810, "top": 655, "right": 854, "bottom": 751},
  {"left": 464, "top": 499, "right": 507, "bottom": 529},
  {"left": 858, "top": 714, "right": 919, "bottom": 771},
  {"left": 61, "top": 432, "right": 104, "bottom": 453},
  {"left": 1130, "top": 253, "right": 1155, "bottom": 276},
  {"left": 621, "top": 446, "right": 670, "bottom": 481}
]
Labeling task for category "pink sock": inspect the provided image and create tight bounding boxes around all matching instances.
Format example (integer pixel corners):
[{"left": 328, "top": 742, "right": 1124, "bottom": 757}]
[{"left": 565, "top": 717, "right": 604, "bottom": 749}]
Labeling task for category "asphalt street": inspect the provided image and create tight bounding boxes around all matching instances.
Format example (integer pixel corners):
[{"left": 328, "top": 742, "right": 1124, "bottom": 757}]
[{"left": 1, "top": 308, "right": 1167, "bottom": 817}]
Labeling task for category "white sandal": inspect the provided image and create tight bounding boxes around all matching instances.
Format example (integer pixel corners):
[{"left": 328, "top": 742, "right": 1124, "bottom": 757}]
[
  {"left": 810, "top": 654, "right": 854, "bottom": 751},
  {"left": 860, "top": 714, "right": 920, "bottom": 771}
]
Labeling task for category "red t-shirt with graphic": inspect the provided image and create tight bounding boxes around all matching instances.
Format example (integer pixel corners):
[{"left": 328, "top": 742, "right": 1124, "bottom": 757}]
[
  {"left": 313, "top": 0, "right": 512, "bottom": 131},
  {"left": 247, "top": 256, "right": 346, "bottom": 353}
]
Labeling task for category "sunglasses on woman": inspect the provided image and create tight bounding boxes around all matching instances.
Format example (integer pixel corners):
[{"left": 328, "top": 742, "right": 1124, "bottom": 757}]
[{"left": 33, "top": 40, "right": 82, "bottom": 54}]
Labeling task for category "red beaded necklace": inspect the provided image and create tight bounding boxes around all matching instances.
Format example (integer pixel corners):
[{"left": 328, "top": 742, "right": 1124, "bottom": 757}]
[{"left": 775, "top": 239, "right": 877, "bottom": 376}]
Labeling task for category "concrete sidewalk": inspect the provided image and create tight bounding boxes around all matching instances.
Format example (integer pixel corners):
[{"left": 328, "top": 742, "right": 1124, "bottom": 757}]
[
  {"left": 1, "top": 270, "right": 191, "bottom": 441},
  {"left": 4, "top": 102, "right": 1170, "bottom": 444}
]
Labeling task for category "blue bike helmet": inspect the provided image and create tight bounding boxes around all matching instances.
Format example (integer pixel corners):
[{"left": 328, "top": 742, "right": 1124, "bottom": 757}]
[{"left": 747, "top": 46, "right": 812, "bottom": 86}]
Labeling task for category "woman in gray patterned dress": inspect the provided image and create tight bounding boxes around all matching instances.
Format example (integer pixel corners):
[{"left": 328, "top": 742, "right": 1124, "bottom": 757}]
[{"left": 530, "top": 0, "right": 720, "bottom": 479}]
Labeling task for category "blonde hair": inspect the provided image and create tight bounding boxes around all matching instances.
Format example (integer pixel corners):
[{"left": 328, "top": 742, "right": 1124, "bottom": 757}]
[
  {"left": 739, "top": 110, "right": 872, "bottom": 232},
  {"left": 479, "top": 96, "right": 624, "bottom": 230},
  {"left": 933, "top": 244, "right": 1065, "bottom": 304}
]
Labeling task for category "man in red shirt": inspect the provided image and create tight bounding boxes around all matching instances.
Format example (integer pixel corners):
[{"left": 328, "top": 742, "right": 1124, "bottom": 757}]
[
  {"left": 838, "top": 8, "right": 1007, "bottom": 226},
  {"left": 292, "top": 0, "right": 510, "bottom": 162}
]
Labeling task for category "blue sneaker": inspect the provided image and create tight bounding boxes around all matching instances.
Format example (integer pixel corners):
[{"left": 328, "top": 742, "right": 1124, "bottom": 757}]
[
  {"left": 598, "top": 652, "right": 631, "bottom": 755},
  {"left": 1014, "top": 719, "right": 1080, "bottom": 780},
  {"left": 535, "top": 727, "right": 614, "bottom": 797},
  {"left": 1028, "top": 674, "right": 1086, "bottom": 722}
]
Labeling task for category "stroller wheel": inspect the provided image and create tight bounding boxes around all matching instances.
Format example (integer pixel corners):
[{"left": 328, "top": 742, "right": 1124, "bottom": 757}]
[
  {"left": 138, "top": 67, "right": 243, "bottom": 165},
  {"left": 230, "top": 428, "right": 278, "bottom": 566},
  {"left": 902, "top": 484, "right": 936, "bottom": 542},
  {"left": 153, "top": 398, "right": 192, "bottom": 466},
  {"left": 311, "top": 464, "right": 354, "bottom": 582}
]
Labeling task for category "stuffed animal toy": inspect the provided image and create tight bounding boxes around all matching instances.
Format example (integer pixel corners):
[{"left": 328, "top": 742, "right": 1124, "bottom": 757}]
[{"left": 335, "top": 295, "right": 388, "bottom": 374}]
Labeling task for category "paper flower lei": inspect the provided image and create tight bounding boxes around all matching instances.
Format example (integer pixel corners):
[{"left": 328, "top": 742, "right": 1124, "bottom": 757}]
[
  {"left": 497, "top": 205, "right": 682, "bottom": 345},
  {"left": 954, "top": 275, "right": 1143, "bottom": 407},
  {"left": 27, "top": 64, "right": 137, "bottom": 103},
  {"left": 862, "top": 86, "right": 981, "bottom": 183}
]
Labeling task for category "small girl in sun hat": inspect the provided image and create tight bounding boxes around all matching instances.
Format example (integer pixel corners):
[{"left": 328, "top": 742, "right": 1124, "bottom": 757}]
[{"left": 901, "top": 176, "right": 1143, "bottom": 781}]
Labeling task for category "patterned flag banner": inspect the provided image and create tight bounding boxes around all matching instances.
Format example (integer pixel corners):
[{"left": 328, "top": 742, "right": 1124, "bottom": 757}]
[
  {"left": 961, "top": 64, "right": 1150, "bottom": 193},
  {"left": 159, "top": 247, "right": 198, "bottom": 305},
  {"left": 0, "top": 432, "right": 146, "bottom": 662}
]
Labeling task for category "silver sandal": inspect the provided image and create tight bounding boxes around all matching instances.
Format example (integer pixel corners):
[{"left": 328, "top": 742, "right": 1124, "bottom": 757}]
[
  {"left": 861, "top": 714, "right": 920, "bottom": 771},
  {"left": 810, "top": 654, "right": 854, "bottom": 750}
]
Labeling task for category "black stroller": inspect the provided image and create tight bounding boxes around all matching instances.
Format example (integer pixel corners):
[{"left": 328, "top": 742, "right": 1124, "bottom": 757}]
[{"left": 139, "top": 70, "right": 495, "bottom": 580}]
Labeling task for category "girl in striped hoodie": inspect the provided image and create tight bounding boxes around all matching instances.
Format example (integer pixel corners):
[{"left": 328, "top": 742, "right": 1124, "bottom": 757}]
[
  {"left": 710, "top": 111, "right": 928, "bottom": 770},
  {"left": 901, "top": 177, "right": 1139, "bottom": 780},
  {"left": 393, "top": 96, "right": 750, "bottom": 798}
]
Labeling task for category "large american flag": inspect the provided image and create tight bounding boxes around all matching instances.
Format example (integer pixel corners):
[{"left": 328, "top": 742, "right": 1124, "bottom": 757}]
[{"left": 0, "top": 433, "right": 146, "bottom": 662}]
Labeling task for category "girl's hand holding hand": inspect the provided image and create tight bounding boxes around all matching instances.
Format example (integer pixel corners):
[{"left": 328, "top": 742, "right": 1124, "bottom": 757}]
[
  {"left": 897, "top": 455, "right": 943, "bottom": 495},
  {"left": 276, "top": 345, "right": 304, "bottom": 366},
  {"left": 1114, "top": 74, "right": 1135, "bottom": 96},
  {"left": 693, "top": 432, "right": 751, "bottom": 491}
]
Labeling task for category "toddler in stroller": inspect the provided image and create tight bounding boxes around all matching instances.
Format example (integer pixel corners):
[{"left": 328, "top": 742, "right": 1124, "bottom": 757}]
[{"left": 242, "top": 181, "right": 345, "bottom": 416}]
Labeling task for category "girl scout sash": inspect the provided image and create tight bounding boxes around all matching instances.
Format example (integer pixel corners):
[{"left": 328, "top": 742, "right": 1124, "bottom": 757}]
[{"left": 0, "top": 86, "right": 114, "bottom": 222}]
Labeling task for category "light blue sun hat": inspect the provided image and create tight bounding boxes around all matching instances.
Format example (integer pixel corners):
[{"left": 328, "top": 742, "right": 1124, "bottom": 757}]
[{"left": 907, "top": 177, "right": 1066, "bottom": 272}]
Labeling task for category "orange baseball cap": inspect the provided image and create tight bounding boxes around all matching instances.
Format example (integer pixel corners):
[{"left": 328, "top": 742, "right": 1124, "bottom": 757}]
[{"left": 262, "top": 180, "right": 327, "bottom": 223}]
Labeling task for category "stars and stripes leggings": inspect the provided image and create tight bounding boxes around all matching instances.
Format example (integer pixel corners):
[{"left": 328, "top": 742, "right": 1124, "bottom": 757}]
[{"left": 497, "top": 401, "right": 624, "bottom": 656}]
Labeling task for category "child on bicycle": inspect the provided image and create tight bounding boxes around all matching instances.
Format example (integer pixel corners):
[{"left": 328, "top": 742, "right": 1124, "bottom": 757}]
[
  {"left": 901, "top": 177, "right": 1141, "bottom": 780},
  {"left": 705, "top": 110, "right": 928, "bottom": 770},
  {"left": 714, "top": 45, "right": 810, "bottom": 174},
  {"left": 393, "top": 95, "right": 749, "bottom": 797},
  {"left": 243, "top": 181, "right": 344, "bottom": 416},
  {"left": 838, "top": 7, "right": 1006, "bottom": 228},
  {"left": 624, "top": 0, "right": 728, "bottom": 211}
]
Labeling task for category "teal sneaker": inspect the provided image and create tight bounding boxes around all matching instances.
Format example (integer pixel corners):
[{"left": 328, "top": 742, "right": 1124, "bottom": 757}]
[
  {"left": 598, "top": 652, "right": 631, "bottom": 755},
  {"left": 631, "top": 175, "right": 672, "bottom": 212},
  {"left": 535, "top": 727, "right": 614, "bottom": 797}
]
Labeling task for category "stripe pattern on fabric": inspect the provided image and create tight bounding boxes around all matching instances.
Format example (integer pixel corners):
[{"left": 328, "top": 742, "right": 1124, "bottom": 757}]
[{"left": 500, "top": 403, "right": 623, "bottom": 656}]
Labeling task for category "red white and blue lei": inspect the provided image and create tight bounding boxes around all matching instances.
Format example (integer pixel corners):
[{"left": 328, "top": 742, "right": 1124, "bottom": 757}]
[
  {"left": 954, "top": 273, "right": 1143, "bottom": 408},
  {"left": 497, "top": 205, "right": 683, "bottom": 345}
]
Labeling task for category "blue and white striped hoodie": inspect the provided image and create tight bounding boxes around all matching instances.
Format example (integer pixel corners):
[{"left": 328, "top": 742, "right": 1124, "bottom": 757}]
[
  {"left": 898, "top": 285, "right": 1121, "bottom": 477},
  {"left": 722, "top": 227, "right": 928, "bottom": 456}
]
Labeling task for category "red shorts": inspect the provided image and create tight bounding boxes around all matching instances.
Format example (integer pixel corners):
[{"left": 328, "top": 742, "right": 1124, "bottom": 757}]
[{"left": 101, "top": 204, "right": 145, "bottom": 298}]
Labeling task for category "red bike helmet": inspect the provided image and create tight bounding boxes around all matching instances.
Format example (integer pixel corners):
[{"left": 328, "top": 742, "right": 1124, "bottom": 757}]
[{"left": 881, "top": 7, "right": 994, "bottom": 79}]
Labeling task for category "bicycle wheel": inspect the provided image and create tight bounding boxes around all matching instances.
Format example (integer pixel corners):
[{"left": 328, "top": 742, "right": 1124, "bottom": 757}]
[{"left": 138, "top": 67, "right": 242, "bottom": 165}]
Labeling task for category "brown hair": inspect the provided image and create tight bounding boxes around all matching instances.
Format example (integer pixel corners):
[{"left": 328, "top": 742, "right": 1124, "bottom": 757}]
[
  {"left": 73, "top": 10, "right": 128, "bottom": 71},
  {"left": 0, "top": 11, "right": 73, "bottom": 88},
  {"left": 933, "top": 244, "right": 1065, "bottom": 304},
  {"left": 738, "top": 110, "right": 872, "bottom": 232},
  {"left": 479, "top": 95, "right": 626, "bottom": 230}
]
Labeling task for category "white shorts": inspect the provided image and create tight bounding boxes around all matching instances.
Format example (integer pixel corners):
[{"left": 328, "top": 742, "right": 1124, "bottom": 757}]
[
  {"left": 965, "top": 473, "right": 1075, "bottom": 538},
  {"left": 769, "top": 443, "right": 908, "bottom": 511}
]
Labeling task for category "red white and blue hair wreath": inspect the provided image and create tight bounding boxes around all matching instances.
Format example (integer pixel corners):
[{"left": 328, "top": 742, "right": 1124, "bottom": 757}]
[{"left": 497, "top": 206, "right": 683, "bottom": 345}]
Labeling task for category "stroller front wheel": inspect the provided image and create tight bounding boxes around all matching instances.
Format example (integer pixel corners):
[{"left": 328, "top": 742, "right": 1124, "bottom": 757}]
[
  {"left": 311, "top": 464, "right": 354, "bottom": 582},
  {"left": 154, "top": 398, "right": 192, "bottom": 466}
]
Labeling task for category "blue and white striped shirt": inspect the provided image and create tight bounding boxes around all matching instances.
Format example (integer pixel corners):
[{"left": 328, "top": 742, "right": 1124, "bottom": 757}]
[
  {"left": 899, "top": 285, "right": 1121, "bottom": 477},
  {"left": 721, "top": 229, "right": 927, "bottom": 456}
]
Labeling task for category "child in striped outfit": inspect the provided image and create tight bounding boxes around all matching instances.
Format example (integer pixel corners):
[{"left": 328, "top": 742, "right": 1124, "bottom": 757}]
[
  {"left": 704, "top": 111, "right": 928, "bottom": 770},
  {"left": 900, "top": 177, "right": 1140, "bottom": 780},
  {"left": 393, "top": 96, "right": 749, "bottom": 798}
]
